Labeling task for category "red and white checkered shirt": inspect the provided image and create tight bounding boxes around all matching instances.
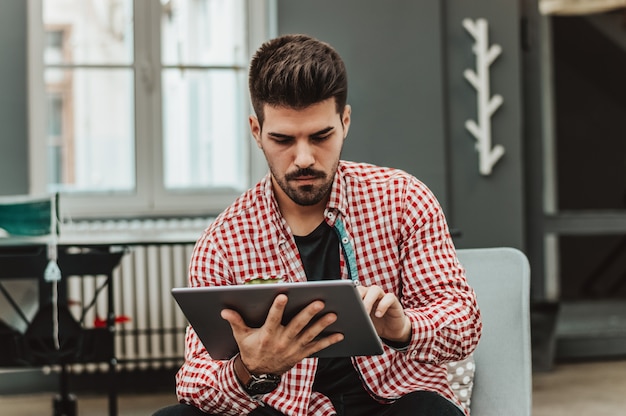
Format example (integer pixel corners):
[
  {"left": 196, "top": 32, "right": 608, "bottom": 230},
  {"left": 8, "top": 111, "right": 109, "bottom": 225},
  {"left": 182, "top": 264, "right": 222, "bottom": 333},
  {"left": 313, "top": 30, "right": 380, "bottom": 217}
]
[{"left": 176, "top": 161, "right": 481, "bottom": 416}]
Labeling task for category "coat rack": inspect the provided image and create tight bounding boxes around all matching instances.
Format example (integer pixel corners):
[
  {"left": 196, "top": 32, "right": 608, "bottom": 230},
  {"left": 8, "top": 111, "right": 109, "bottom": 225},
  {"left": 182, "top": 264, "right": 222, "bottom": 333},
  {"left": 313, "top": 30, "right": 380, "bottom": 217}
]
[{"left": 463, "top": 18, "right": 505, "bottom": 176}]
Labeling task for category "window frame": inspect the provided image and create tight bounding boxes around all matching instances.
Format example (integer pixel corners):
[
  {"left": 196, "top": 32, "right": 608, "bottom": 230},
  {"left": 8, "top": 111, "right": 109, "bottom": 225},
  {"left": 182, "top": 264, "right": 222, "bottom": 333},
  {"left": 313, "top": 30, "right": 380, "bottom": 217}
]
[{"left": 27, "top": 0, "right": 275, "bottom": 219}]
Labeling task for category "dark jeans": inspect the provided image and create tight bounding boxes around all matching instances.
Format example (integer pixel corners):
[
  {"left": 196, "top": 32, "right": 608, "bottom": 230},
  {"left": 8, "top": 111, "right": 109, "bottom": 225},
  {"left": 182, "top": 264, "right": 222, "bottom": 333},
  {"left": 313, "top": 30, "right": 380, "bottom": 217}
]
[{"left": 152, "top": 391, "right": 464, "bottom": 416}]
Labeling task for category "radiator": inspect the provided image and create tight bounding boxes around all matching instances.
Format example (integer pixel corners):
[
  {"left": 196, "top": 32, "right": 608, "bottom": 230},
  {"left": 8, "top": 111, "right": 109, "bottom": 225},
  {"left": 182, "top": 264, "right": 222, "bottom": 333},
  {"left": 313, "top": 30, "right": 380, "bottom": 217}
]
[{"left": 62, "top": 218, "right": 211, "bottom": 373}]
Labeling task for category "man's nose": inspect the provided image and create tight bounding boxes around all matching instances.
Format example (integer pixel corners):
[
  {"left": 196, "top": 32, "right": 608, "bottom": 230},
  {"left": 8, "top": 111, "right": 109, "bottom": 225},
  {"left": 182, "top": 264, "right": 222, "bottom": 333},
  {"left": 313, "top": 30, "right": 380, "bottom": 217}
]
[{"left": 293, "top": 141, "right": 315, "bottom": 168}]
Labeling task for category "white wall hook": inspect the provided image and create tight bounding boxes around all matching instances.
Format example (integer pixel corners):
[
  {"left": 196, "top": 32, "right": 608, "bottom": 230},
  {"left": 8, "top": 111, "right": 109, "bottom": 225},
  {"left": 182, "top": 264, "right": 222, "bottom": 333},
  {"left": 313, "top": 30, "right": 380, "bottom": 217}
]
[{"left": 463, "top": 18, "right": 505, "bottom": 176}]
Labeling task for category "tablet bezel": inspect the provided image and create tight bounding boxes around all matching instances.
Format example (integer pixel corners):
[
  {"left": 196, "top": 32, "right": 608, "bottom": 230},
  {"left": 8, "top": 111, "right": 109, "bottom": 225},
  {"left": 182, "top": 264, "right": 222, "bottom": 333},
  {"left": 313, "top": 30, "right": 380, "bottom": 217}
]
[{"left": 172, "top": 280, "right": 384, "bottom": 360}]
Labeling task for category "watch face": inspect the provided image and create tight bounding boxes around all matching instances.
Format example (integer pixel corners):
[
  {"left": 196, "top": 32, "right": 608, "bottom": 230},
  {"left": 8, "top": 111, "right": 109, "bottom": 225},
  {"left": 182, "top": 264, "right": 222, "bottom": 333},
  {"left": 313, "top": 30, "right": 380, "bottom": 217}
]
[{"left": 246, "top": 374, "right": 281, "bottom": 395}]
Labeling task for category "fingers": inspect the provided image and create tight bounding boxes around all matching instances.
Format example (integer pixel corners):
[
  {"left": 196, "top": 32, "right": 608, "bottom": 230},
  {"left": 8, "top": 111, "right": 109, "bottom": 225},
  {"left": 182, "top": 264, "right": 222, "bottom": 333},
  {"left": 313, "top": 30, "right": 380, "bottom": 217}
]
[
  {"left": 263, "top": 293, "right": 289, "bottom": 328},
  {"left": 265, "top": 294, "right": 327, "bottom": 336},
  {"left": 374, "top": 293, "right": 398, "bottom": 317},
  {"left": 220, "top": 308, "right": 244, "bottom": 327},
  {"left": 283, "top": 299, "right": 325, "bottom": 336},
  {"left": 223, "top": 294, "right": 346, "bottom": 364},
  {"left": 271, "top": 296, "right": 343, "bottom": 356},
  {"left": 294, "top": 311, "right": 345, "bottom": 356},
  {"left": 361, "top": 285, "right": 393, "bottom": 317},
  {"left": 358, "top": 285, "right": 411, "bottom": 342},
  {"left": 221, "top": 294, "right": 328, "bottom": 337},
  {"left": 307, "top": 330, "right": 345, "bottom": 353},
  {"left": 221, "top": 308, "right": 256, "bottom": 343}
]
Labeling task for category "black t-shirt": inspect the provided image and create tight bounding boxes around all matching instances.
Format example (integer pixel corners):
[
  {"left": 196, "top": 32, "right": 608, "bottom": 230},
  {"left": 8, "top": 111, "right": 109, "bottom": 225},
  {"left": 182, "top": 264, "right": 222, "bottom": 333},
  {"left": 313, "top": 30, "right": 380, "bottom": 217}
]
[
  {"left": 293, "top": 222, "right": 365, "bottom": 398},
  {"left": 293, "top": 221, "right": 341, "bottom": 281}
]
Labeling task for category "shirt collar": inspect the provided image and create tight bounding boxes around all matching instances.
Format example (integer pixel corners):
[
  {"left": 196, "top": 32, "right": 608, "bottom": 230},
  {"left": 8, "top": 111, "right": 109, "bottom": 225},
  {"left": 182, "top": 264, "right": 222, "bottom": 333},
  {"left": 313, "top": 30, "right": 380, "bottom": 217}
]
[
  {"left": 324, "top": 161, "right": 348, "bottom": 225},
  {"left": 261, "top": 174, "right": 284, "bottom": 223}
]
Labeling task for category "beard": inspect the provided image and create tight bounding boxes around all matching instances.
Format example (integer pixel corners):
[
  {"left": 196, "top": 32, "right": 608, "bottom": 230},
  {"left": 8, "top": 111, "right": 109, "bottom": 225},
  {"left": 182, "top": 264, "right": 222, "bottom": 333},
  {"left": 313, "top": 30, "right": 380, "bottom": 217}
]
[{"left": 271, "top": 165, "right": 337, "bottom": 206}]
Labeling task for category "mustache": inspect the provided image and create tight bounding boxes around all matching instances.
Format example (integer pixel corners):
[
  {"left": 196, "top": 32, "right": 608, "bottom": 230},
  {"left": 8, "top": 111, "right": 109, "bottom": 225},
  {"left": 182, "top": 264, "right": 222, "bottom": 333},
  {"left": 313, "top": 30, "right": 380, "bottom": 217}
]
[{"left": 285, "top": 168, "right": 326, "bottom": 181}]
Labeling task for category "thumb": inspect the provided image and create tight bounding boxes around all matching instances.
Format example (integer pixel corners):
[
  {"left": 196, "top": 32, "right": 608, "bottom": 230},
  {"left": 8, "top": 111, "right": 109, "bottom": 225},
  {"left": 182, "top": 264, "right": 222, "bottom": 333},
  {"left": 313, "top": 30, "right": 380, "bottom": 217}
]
[{"left": 221, "top": 308, "right": 245, "bottom": 329}]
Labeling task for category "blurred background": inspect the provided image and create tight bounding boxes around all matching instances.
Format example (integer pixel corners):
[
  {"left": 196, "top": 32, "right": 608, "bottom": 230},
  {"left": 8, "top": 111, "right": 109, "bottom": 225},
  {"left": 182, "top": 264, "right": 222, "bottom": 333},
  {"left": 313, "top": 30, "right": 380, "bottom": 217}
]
[{"left": 1, "top": 0, "right": 625, "bottom": 414}]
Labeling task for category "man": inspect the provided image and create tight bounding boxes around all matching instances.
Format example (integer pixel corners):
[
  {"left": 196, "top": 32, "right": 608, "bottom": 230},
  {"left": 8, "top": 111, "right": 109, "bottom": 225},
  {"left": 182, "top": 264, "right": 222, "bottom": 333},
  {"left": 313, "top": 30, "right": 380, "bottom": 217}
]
[{"left": 159, "top": 34, "right": 481, "bottom": 416}]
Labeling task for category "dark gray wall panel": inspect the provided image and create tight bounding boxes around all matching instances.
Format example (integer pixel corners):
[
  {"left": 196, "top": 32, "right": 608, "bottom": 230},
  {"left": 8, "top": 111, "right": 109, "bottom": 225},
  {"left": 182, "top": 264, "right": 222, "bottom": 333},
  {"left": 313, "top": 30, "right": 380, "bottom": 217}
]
[
  {"left": 0, "top": 0, "right": 29, "bottom": 196},
  {"left": 444, "top": 1, "right": 525, "bottom": 249},
  {"left": 277, "top": 0, "right": 449, "bottom": 210}
]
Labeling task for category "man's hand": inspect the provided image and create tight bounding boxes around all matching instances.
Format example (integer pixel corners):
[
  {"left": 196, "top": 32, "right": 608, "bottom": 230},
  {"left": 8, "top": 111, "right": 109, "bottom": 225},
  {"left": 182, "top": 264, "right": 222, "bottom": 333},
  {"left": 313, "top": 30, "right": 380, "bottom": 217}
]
[
  {"left": 220, "top": 294, "right": 344, "bottom": 375},
  {"left": 357, "top": 285, "right": 411, "bottom": 343}
]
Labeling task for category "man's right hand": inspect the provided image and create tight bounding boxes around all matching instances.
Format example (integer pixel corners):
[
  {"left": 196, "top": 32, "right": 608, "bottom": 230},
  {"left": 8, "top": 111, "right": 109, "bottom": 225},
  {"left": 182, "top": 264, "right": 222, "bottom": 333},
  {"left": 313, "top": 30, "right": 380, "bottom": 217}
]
[{"left": 220, "top": 294, "right": 344, "bottom": 375}]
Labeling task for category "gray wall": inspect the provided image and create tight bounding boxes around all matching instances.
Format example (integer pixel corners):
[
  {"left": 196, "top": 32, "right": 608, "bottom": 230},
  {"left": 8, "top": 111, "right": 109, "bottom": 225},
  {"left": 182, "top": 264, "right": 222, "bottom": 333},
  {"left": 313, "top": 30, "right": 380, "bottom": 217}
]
[
  {"left": 277, "top": 0, "right": 449, "bottom": 209},
  {"left": 278, "top": 1, "right": 525, "bottom": 250},
  {"left": 0, "top": 0, "right": 29, "bottom": 196},
  {"left": 444, "top": 1, "right": 524, "bottom": 249}
]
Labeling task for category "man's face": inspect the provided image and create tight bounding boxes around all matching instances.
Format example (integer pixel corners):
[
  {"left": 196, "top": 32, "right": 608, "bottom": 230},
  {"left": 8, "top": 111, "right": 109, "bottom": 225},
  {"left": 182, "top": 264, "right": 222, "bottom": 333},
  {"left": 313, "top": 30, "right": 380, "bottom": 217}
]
[{"left": 250, "top": 99, "right": 351, "bottom": 207}]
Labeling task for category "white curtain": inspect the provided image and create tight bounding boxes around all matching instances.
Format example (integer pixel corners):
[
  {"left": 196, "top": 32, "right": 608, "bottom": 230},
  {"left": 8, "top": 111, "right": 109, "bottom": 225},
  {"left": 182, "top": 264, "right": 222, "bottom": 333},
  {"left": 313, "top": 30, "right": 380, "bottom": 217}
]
[{"left": 539, "top": 0, "right": 626, "bottom": 14}]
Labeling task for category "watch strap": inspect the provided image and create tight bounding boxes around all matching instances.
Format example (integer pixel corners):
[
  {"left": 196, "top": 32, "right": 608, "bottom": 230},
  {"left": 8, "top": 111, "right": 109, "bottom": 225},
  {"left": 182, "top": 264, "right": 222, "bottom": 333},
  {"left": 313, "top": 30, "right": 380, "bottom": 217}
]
[
  {"left": 234, "top": 353, "right": 253, "bottom": 387},
  {"left": 234, "top": 354, "right": 281, "bottom": 395}
]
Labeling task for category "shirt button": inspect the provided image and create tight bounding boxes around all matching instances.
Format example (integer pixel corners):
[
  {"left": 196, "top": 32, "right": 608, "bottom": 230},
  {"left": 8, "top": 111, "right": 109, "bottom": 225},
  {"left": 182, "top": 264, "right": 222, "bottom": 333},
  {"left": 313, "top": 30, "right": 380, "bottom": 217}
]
[
  {"left": 341, "top": 237, "right": 349, "bottom": 244},
  {"left": 327, "top": 212, "right": 335, "bottom": 219}
]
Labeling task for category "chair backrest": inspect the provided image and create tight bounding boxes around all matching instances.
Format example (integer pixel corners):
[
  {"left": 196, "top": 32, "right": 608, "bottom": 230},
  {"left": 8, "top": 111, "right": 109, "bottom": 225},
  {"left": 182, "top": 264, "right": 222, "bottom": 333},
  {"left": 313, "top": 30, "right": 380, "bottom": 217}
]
[{"left": 456, "top": 247, "right": 532, "bottom": 416}]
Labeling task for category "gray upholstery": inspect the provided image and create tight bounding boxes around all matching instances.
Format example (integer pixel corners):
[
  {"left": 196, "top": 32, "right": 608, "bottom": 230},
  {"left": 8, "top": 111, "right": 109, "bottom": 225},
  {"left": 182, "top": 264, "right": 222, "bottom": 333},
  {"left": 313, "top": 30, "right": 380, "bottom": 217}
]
[
  {"left": 153, "top": 247, "right": 532, "bottom": 416},
  {"left": 457, "top": 247, "right": 532, "bottom": 416}
]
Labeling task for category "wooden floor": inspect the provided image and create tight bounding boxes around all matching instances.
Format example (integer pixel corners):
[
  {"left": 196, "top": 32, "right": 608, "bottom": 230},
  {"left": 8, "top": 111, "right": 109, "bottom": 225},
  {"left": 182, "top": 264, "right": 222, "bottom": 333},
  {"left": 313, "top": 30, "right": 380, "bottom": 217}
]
[
  {"left": 1, "top": 359, "right": 626, "bottom": 415},
  {"left": 532, "top": 359, "right": 626, "bottom": 416}
]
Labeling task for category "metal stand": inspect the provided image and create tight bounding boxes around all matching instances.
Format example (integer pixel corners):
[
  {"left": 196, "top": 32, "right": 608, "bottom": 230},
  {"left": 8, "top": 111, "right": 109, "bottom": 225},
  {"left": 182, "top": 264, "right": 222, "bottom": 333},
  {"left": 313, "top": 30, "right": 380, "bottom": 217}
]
[
  {"left": 0, "top": 243, "right": 125, "bottom": 416},
  {"left": 53, "top": 366, "right": 77, "bottom": 416}
]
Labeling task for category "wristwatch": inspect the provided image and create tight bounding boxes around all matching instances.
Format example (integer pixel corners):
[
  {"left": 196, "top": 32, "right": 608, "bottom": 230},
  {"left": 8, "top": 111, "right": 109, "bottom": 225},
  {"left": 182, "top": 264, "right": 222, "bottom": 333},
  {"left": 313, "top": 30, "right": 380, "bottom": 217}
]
[{"left": 234, "top": 354, "right": 281, "bottom": 395}]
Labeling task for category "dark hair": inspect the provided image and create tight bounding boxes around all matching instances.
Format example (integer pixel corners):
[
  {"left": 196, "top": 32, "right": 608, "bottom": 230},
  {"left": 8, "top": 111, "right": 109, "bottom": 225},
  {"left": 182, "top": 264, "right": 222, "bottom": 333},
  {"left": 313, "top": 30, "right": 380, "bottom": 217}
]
[{"left": 248, "top": 34, "right": 348, "bottom": 126}]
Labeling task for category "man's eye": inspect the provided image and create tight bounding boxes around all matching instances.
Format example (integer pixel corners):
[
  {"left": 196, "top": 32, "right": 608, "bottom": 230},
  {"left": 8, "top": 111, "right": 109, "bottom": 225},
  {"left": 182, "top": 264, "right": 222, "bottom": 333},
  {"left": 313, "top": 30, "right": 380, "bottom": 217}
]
[
  {"left": 272, "top": 137, "right": 293, "bottom": 144},
  {"left": 312, "top": 135, "right": 330, "bottom": 142}
]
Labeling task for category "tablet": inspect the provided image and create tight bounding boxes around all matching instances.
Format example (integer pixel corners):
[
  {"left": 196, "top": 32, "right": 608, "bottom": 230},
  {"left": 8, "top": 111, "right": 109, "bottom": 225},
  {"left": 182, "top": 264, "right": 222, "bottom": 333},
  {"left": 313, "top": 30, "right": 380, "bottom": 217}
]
[{"left": 171, "top": 280, "right": 384, "bottom": 360}]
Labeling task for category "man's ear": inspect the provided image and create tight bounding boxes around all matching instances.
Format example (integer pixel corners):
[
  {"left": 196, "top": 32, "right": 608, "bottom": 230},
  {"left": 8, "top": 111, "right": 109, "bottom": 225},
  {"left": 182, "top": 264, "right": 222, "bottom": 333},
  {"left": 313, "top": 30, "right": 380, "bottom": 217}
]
[
  {"left": 249, "top": 115, "right": 262, "bottom": 149},
  {"left": 342, "top": 105, "right": 351, "bottom": 140}
]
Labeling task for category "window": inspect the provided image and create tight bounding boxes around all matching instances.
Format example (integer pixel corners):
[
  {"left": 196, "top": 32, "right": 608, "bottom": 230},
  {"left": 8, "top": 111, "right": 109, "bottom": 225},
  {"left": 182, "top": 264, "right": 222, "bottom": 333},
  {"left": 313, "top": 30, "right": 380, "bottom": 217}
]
[{"left": 27, "top": 0, "right": 274, "bottom": 218}]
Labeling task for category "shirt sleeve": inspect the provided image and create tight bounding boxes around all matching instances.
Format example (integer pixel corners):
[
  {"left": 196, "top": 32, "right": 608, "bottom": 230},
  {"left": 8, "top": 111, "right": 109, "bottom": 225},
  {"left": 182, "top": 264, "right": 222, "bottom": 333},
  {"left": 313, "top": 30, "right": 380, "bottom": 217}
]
[
  {"left": 398, "top": 179, "right": 482, "bottom": 363},
  {"left": 174, "top": 234, "right": 261, "bottom": 415}
]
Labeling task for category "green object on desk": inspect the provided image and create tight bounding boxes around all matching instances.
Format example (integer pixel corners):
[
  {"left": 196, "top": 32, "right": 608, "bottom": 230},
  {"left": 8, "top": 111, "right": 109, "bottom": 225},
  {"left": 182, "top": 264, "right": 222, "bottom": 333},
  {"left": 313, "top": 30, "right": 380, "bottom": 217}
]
[
  {"left": 245, "top": 278, "right": 282, "bottom": 284},
  {"left": 0, "top": 195, "right": 55, "bottom": 237}
]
